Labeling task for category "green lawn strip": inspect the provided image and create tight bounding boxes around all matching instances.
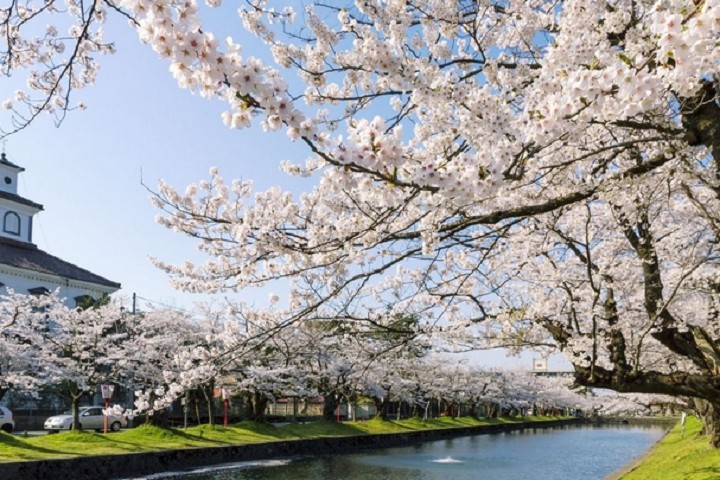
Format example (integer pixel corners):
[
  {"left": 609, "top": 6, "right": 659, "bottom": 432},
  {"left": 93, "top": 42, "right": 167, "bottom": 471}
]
[
  {"left": 0, "top": 415, "right": 568, "bottom": 463},
  {"left": 621, "top": 416, "right": 720, "bottom": 480}
]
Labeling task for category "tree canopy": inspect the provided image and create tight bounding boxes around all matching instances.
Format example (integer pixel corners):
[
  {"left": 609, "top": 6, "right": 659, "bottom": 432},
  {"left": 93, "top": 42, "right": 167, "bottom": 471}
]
[{"left": 3, "top": 0, "right": 720, "bottom": 441}]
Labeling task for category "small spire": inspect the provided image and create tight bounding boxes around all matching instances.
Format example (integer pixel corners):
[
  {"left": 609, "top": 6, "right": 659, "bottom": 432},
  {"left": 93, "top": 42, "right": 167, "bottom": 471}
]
[{"left": 0, "top": 150, "right": 23, "bottom": 170}]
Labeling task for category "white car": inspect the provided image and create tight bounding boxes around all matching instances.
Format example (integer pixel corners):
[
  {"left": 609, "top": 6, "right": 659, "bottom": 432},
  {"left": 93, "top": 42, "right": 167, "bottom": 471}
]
[
  {"left": 0, "top": 406, "right": 14, "bottom": 433},
  {"left": 44, "top": 406, "right": 127, "bottom": 432}
]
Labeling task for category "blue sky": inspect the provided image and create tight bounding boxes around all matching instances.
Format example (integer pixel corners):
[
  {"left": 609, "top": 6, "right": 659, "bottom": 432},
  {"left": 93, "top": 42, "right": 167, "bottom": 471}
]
[
  {"left": 3, "top": 14, "right": 305, "bottom": 313},
  {"left": 0, "top": 10, "right": 569, "bottom": 371}
]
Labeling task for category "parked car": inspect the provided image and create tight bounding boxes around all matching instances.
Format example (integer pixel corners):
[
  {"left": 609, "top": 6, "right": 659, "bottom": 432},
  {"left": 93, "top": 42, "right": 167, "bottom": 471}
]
[
  {"left": 0, "top": 406, "right": 14, "bottom": 433},
  {"left": 44, "top": 406, "right": 127, "bottom": 433}
]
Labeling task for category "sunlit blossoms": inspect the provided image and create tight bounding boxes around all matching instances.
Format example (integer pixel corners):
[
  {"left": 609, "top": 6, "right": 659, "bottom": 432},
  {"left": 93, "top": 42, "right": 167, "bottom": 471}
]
[
  {"left": 0, "top": 292, "right": 604, "bottom": 425},
  {"left": 3, "top": 0, "right": 720, "bottom": 443}
]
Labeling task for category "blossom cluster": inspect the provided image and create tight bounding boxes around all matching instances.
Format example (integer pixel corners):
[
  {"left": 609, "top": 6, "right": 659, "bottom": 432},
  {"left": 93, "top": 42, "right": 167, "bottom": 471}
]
[{"left": 4, "top": 0, "right": 720, "bottom": 407}]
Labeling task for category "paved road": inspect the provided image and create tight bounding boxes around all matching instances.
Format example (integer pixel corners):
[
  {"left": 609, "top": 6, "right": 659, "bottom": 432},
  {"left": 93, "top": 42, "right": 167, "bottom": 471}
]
[{"left": 12, "top": 430, "right": 48, "bottom": 437}]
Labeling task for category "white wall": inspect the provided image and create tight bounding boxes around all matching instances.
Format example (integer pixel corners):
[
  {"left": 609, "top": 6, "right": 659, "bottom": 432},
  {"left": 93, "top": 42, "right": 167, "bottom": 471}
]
[
  {"left": 0, "top": 268, "right": 116, "bottom": 307},
  {"left": 0, "top": 168, "right": 20, "bottom": 195}
]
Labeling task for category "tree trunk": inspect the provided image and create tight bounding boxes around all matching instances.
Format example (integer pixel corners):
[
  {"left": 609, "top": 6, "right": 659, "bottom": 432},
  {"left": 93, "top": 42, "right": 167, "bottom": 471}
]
[
  {"left": 200, "top": 381, "right": 215, "bottom": 426},
  {"left": 682, "top": 80, "right": 720, "bottom": 165},
  {"left": 245, "top": 391, "right": 269, "bottom": 422},
  {"left": 255, "top": 391, "right": 268, "bottom": 422},
  {"left": 693, "top": 399, "right": 720, "bottom": 448},
  {"left": 141, "top": 390, "right": 170, "bottom": 427},
  {"left": 469, "top": 400, "right": 479, "bottom": 419},
  {"left": 145, "top": 407, "right": 170, "bottom": 427},
  {"left": 65, "top": 381, "right": 87, "bottom": 431},
  {"left": 322, "top": 394, "right": 340, "bottom": 421},
  {"left": 71, "top": 395, "right": 81, "bottom": 431},
  {"left": 372, "top": 396, "right": 389, "bottom": 420}
]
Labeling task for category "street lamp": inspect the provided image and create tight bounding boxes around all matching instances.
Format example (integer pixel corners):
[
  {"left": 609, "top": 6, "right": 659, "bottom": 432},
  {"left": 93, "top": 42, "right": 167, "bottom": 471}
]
[
  {"left": 100, "top": 384, "right": 115, "bottom": 434},
  {"left": 222, "top": 388, "right": 230, "bottom": 428}
]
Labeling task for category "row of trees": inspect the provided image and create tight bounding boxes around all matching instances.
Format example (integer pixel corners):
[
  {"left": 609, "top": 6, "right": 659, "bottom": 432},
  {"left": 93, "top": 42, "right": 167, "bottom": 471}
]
[
  {"left": 3, "top": 0, "right": 720, "bottom": 443},
  {"left": 1, "top": 290, "right": 651, "bottom": 428}
]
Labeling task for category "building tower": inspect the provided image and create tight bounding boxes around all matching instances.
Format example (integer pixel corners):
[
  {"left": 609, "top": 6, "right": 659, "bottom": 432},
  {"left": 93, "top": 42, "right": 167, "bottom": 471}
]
[{"left": 0, "top": 153, "right": 120, "bottom": 305}]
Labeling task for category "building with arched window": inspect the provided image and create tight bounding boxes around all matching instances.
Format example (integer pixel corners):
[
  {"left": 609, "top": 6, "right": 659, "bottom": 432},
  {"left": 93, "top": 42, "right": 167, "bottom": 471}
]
[{"left": 0, "top": 153, "right": 120, "bottom": 306}]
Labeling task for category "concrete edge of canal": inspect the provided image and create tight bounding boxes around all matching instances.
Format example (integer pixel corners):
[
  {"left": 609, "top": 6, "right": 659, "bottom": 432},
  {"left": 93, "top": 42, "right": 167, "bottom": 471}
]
[
  {"left": 603, "top": 418, "right": 678, "bottom": 480},
  {"left": 0, "top": 418, "right": 586, "bottom": 480}
]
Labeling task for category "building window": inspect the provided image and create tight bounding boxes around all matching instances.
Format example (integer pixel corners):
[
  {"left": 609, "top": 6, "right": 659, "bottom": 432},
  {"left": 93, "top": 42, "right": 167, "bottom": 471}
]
[
  {"left": 3, "top": 211, "right": 20, "bottom": 236},
  {"left": 28, "top": 287, "right": 50, "bottom": 296},
  {"left": 28, "top": 287, "right": 50, "bottom": 313},
  {"left": 74, "top": 295, "right": 95, "bottom": 309}
]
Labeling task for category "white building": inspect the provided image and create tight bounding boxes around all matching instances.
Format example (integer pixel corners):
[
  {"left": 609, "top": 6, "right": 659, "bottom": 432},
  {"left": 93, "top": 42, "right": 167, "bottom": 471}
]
[{"left": 0, "top": 152, "right": 120, "bottom": 305}]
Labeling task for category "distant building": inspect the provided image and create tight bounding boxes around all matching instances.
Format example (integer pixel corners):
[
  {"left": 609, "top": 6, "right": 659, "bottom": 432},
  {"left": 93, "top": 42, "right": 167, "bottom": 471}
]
[
  {"left": 532, "top": 358, "right": 548, "bottom": 373},
  {"left": 531, "top": 357, "right": 573, "bottom": 378},
  {"left": 0, "top": 153, "right": 120, "bottom": 306}
]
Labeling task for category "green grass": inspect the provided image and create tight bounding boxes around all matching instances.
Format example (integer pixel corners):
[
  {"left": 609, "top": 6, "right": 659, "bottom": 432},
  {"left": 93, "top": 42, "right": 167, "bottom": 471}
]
[
  {"left": 0, "top": 415, "right": 566, "bottom": 462},
  {"left": 621, "top": 416, "right": 720, "bottom": 480}
]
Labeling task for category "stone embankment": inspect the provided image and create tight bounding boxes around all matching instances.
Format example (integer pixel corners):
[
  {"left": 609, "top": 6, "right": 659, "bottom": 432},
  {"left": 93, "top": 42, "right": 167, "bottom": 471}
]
[
  {"left": 0, "top": 418, "right": 584, "bottom": 480},
  {"left": 593, "top": 416, "right": 678, "bottom": 426}
]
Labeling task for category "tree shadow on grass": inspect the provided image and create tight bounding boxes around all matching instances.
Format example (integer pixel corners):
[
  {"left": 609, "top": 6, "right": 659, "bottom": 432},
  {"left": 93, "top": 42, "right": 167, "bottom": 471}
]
[
  {"left": 0, "top": 432, "right": 72, "bottom": 459},
  {"left": 691, "top": 466, "right": 720, "bottom": 476},
  {"left": 255, "top": 420, "right": 367, "bottom": 439},
  {"left": 115, "top": 425, "right": 235, "bottom": 448},
  {"left": 2, "top": 418, "right": 563, "bottom": 463}
]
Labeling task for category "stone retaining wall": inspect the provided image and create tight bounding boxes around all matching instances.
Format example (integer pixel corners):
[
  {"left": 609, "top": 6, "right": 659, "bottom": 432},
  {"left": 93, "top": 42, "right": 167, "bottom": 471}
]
[{"left": 0, "top": 419, "right": 584, "bottom": 480}]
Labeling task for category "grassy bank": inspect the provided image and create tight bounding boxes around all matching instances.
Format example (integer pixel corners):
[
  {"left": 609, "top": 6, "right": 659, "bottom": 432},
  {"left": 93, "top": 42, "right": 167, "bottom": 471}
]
[
  {"left": 0, "top": 415, "right": 565, "bottom": 463},
  {"left": 620, "top": 416, "right": 720, "bottom": 479}
]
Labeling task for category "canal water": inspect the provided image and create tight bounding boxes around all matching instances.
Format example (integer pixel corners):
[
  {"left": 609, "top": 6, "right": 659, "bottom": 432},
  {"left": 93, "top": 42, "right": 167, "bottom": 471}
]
[{"left": 130, "top": 424, "right": 667, "bottom": 480}]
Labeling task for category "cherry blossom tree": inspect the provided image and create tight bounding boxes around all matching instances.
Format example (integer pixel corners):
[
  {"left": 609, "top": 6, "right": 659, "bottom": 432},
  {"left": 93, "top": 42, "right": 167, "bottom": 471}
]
[
  {"left": 120, "top": 307, "right": 201, "bottom": 425},
  {"left": 0, "top": 290, "right": 57, "bottom": 401},
  {"left": 207, "top": 314, "right": 309, "bottom": 423},
  {"left": 39, "top": 297, "right": 131, "bottom": 430},
  {"left": 494, "top": 168, "right": 720, "bottom": 441},
  {"left": 0, "top": 292, "right": 133, "bottom": 429},
  {"left": 143, "top": 1, "right": 720, "bottom": 438},
  {"left": 4, "top": 0, "right": 720, "bottom": 442},
  {"left": 593, "top": 391, "right": 684, "bottom": 417}
]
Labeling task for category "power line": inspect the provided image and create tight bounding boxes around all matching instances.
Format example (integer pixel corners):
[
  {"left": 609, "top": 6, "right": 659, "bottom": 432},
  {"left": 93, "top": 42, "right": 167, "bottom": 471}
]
[{"left": 132, "top": 293, "right": 190, "bottom": 314}]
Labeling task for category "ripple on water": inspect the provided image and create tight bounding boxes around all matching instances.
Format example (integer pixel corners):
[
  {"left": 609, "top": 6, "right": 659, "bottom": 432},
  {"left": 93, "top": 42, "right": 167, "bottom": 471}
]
[
  {"left": 116, "top": 459, "right": 293, "bottom": 480},
  {"left": 431, "top": 457, "right": 463, "bottom": 464}
]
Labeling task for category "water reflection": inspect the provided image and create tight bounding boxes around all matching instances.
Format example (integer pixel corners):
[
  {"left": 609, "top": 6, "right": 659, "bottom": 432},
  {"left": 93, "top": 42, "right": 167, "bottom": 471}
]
[{"left": 131, "top": 424, "right": 667, "bottom": 480}]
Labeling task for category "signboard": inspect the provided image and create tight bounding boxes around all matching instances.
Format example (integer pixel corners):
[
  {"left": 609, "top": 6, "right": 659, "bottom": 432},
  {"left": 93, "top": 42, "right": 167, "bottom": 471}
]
[{"left": 100, "top": 384, "right": 115, "bottom": 400}]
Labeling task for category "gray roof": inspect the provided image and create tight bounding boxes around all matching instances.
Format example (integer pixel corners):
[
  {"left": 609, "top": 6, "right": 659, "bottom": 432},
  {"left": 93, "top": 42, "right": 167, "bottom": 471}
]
[
  {"left": 0, "top": 190, "right": 43, "bottom": 210},
  {"left": 0, "top": 153, "right": 24, "bottom": 171},
  {"left": 0, "top": 237, "right": 121, "bottom": 290}
]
